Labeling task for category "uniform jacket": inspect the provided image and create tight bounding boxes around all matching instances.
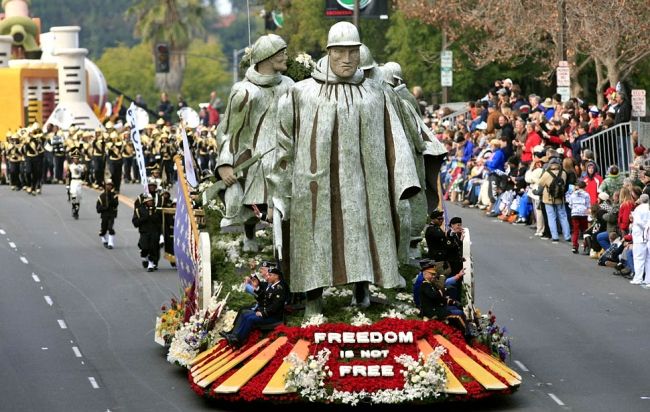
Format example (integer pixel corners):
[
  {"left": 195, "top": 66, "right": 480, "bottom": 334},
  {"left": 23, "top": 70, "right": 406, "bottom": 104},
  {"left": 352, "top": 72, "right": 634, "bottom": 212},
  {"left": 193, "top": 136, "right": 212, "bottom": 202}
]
[
  {"left": 257, "top": 281, "right": 286, "bottom": 319},
  {"left": 419, "top": 280, "right": 454, "bottom": 319},
  {"left": 132, "top": 204, "right": 162, "bottom": 234},
  {"left": 96, "top": 190, "right": 119, "bottom": 219}
]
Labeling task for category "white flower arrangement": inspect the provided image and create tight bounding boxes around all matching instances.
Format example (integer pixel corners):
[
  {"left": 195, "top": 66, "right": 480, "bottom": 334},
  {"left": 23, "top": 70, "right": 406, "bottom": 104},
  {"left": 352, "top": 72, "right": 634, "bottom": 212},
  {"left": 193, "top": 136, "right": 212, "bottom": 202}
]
[
  {"left": 284, "top": 346, "right": 447, "bottom": 404},
  {"left": 371, "top": 291, "right": 387, "bottom": 300},
  {"left": 213, "top": 237, "right": 242, "bottom": 263},
  {"left": 380, "top": 309, "right": 407, "bottom": 320},
  {"left": 322, "top": 287, "right": 353, "bottom": 299},
  {"left": 395, "top": 303, "right": 420, "bottom": 317},
  {"left": 295, "top": 52, "right": 315, "bottom": 69},
  {"left": 301, "top": 313, "right": 328, "bottom": 328},
  {"left": 395, "top": 292, "right": 414, "bottom": 303},
  {"left": 167, "top": 283, "right": 230, "bottom": 368},
  {"left": 350, "top": 311, "right": 372, "bottom": 327},
  {"left": 285, "top": 348, "right": 332, "bottom": 402},
  {"left": 394, "top": 347, "right": 447, "bottom": 401}
]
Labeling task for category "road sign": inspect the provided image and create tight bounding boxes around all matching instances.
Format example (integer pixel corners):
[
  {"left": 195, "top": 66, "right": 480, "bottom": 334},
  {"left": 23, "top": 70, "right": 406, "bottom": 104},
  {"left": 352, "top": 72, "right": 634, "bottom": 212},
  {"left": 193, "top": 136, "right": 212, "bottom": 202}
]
[
  {"left": 632, "top": 89, "right": 646, "bottom": 117},
  {"left": 441, "top": 50, "right": 453, "bottom": 69},
  {"left": 441, "top": 68, "right": 453, "bottom": 87},
  {"left": 556, "top": 86, "right": 570, "bottom": 102},
  {"left": 557, "top": 62, "right": 570, "bottom": 87}
]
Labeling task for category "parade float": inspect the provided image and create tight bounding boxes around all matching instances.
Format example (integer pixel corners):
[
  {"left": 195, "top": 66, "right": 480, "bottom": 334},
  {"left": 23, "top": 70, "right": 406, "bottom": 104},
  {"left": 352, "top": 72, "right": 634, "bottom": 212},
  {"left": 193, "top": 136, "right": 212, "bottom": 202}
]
[
  {"left": 155, "top": 22, "right": 520, "bottom": 406},
  {"left": 0, "top": 0, "right": 107, "bottom": 138}
]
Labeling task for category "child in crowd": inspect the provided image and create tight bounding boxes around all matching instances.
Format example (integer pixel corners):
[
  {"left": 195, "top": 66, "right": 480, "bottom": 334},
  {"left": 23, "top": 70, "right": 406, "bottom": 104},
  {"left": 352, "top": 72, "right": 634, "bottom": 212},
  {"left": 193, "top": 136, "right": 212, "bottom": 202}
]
[{"left": 567, "top": 180, "right": 591, "bottom": 254}]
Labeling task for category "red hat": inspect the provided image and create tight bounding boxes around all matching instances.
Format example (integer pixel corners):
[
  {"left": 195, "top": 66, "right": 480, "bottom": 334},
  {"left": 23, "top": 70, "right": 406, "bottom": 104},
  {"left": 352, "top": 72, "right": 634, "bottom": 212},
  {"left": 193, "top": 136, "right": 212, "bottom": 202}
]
[
  {"left": 604, "top": 87, "right": 616, "bottom": 98},
  {"left": 634, "top": 145, "right": 646, "bottom": 156}
]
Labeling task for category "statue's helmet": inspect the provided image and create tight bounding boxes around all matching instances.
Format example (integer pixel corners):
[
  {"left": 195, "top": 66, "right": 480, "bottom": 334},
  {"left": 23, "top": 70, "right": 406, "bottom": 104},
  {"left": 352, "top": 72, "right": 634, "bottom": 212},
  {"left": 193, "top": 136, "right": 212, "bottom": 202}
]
[
  {"left": 326, "top": 22, "right": 361, "bottom": 48},
  {"left": 250, "top": 34, "right": 287, "bottom": 65},
  {"left": 359, "top": 44, "right": 377, "bottom": 70},
  {"left": 381, "top": 61, "right": 403, "bottom": 86}
]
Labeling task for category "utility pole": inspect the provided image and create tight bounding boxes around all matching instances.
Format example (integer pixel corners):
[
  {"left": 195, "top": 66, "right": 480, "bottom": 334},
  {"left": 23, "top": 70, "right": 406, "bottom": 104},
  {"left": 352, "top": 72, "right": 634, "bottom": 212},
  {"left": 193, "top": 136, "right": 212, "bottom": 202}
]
[
  {"left": 558, "top": 0, "right": 567, "bottom": 61},
  {"left": 353, "top": 0, "right": 360, "bottom": 28}
]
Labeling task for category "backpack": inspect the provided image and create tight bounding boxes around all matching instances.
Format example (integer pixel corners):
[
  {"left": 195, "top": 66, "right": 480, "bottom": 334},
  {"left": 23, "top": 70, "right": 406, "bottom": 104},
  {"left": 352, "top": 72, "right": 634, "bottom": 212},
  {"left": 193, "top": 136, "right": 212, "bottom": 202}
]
[{"left": 547, "top": 170, "right": 566, "bottom": 200}]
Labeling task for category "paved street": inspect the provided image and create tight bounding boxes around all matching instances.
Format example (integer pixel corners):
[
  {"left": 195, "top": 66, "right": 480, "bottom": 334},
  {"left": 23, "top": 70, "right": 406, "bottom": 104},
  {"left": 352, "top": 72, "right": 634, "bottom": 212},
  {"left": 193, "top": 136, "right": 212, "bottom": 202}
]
[{"left": 1, "top": 185, "right": 649, "bottom": 411}]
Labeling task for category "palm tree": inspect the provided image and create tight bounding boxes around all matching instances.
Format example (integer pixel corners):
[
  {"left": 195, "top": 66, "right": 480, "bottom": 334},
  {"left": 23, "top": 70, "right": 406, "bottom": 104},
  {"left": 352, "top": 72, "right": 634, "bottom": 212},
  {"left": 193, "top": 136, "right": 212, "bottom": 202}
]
[{"left": 126, "top": 0, "right": 206, "bottom": 94}]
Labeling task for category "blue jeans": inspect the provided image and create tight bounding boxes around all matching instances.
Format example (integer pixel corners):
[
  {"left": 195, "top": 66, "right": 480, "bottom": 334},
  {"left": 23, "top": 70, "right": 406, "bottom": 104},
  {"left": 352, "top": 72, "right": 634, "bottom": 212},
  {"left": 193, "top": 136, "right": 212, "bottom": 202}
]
[
  {"left": 544, "top": 203, "right": 571, "bottom": 241},
  {"left": 233, "top": 311, "right": 281, "bottom": 342},
  {"left": 625, "top": 248, "right": 634, "bottom": 272},
  {"left": 518, "top": 193, "right": 532, "bottom": 219},
  {"left": 597, "top": 231, "right": 611, "bottom": 250}
]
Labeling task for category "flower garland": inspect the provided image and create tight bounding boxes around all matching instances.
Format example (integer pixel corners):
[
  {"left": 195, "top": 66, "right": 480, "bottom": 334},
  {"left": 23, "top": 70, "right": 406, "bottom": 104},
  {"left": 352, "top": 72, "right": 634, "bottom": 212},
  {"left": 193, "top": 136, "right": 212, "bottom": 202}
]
[{"left": 284, "top": 344, "right": 447, "bottom": 405}]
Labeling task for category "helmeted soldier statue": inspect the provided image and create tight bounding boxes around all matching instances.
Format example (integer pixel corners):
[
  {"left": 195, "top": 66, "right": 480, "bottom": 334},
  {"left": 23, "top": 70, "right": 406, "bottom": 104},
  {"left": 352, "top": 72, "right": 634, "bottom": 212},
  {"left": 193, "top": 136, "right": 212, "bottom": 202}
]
[
  {"left": 216, "top": 33, "right": 294, "bottom": 252},
  {"left": 270, "top": 22, "right": 421, "bottom": 317}
]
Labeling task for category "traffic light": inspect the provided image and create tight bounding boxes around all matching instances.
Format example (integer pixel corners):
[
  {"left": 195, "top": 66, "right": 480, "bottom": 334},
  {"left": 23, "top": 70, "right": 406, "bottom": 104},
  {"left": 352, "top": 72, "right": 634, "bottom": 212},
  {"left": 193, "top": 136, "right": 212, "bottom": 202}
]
[{"left": 155, "top": 43, "right": 170, "bottom": 73}]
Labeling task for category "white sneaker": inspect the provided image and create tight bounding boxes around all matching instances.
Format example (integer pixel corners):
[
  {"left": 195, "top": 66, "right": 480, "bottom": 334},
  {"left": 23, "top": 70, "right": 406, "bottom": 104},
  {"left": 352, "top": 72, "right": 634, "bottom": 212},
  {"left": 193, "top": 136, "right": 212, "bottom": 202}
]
[
  {"left": 107, "top": 235, "right": 114, "bottom": 249},
  {"left": 641, "top": 283, "right": 650, "bottom": 289},
  {"left": 630, "top": 280, "right": 643, "bottom": 285},
  {"left": 100, "top": 235, "right": 107, "bottom": 245},
  {"left": 147, "top": 260, "right": 155, "bottom": 272}
]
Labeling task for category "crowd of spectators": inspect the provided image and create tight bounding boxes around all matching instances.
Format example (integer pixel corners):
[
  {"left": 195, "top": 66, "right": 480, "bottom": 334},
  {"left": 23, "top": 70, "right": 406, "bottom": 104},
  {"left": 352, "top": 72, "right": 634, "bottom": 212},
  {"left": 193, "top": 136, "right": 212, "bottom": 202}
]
[{"left": 421, "top": 79, "right": 649, "bottom": 289}]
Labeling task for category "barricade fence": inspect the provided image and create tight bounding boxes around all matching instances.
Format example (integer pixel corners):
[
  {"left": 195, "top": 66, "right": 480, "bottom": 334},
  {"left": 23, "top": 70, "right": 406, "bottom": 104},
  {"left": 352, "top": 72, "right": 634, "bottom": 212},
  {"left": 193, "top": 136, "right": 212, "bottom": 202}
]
[{"left": 580, "top": 122, "right": 633, "bottom": 175}]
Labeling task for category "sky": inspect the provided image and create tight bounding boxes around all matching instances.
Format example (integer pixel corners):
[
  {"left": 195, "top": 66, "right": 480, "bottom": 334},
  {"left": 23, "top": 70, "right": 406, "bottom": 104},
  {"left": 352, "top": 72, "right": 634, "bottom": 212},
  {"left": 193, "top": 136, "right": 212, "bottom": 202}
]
[{"left": 215, "top": 0, "right": 232, "bottom": 15}]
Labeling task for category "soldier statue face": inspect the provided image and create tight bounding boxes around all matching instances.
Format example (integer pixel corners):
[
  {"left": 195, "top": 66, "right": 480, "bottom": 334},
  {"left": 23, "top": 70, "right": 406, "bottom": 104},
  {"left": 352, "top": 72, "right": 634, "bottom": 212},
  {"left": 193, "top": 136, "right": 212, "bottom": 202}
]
[
  {"left": 269, "top": 48, "right": 288, "bottom": 72},
  {"left": 329, "top": 46, "right": 360, "bottom": 78}
]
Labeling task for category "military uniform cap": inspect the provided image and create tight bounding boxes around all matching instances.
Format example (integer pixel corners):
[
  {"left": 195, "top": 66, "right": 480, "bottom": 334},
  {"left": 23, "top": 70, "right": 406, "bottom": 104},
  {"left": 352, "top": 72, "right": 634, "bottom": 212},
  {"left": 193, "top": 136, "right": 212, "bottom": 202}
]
[
  {"left": 326, "top": 22, "right": 361, "bottom": 48},
  {"left": 105, "top": 120, "right": 115, "bottom": 129},
  {"left": 250, "top": 34, "right": 287, "bottom": 65},
  {"left": 105, "top": 179, "right": 113, "bottom": 185},
  {"left": 260, "top": 260, "right": 277, "bottom": 269},
  {"left": 156, "top": 118, "right": 165, "bottom": 126},
  {"left": 109, "top": 131, "right": 119, "bottom": 139},
  {"left": 143, "top": 193, "right": 154, "bottom": 201},
  {"left": 430, "top": 210, "right": 444, "bottom": 220},
  {"left": 359, "top": 44, "right": 377, "bottom": 70},
  {"left": 419, "top": 259, "right": 436, "bottom": 271},
  {"left": 94, "top": 127, "right": 103, "bottom": 133},
  {"left": 449, "top": 216, "right": 462, "bottom": 225}
]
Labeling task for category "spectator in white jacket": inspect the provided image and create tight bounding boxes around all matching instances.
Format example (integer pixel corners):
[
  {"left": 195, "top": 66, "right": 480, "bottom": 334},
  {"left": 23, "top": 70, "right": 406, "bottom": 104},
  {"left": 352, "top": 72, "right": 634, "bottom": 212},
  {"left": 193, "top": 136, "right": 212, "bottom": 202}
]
[
  {"left": 630, "top": 194, "right": 650, "bottom": 286},
  {"left": 567, "top": 180, "right": 591, "bottom": 253}
]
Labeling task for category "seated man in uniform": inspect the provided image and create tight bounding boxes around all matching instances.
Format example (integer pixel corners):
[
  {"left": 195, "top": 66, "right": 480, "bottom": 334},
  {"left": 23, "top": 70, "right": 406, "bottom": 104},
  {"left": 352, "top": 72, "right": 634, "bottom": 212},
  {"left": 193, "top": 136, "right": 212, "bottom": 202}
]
[
  {"left": 418, "top": 260, "right": 466, "bottom": 331},
  {"left": 222, "top": 267, "right": 286, "bottom": 348}
]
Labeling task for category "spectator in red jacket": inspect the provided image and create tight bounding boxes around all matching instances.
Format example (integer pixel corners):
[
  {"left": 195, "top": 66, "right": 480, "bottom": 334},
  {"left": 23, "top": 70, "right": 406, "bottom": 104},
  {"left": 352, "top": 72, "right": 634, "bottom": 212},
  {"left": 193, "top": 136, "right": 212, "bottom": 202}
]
[
  {"left": 617, "top": 187, "right": 635, "bottom": 234},
  {"left": 583, "top": 161, "right": 603, "bottom": 206},
  {"left": 521, "top": 121, "right": 542, "bottom": 163}
]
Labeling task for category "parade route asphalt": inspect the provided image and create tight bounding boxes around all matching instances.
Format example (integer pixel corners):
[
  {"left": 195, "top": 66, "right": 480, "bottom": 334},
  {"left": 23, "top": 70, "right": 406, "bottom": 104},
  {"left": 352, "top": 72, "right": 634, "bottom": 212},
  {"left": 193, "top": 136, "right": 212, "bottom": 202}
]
[{"left": 1, "top": 183, "right": 650, "bottom": 411}]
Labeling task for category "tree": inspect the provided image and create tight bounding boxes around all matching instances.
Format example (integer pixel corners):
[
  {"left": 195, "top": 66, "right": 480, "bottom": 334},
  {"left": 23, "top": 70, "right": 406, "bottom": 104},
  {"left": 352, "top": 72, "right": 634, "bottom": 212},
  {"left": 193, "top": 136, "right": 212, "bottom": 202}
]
[
  {"left": 97, "top": 39, "right": 231, "bottom": 113},
  {"left": 96, "top": 42, "right": 158, "bottom": 110},
  {"left": 126, "top": 0, "right": 207, "bottom": 94},
  {"left": 566, "top": 0, "right": 650, "bottom": 105},
  {"left": 181, "top": 38, "right": 232, "bottom": 107}
]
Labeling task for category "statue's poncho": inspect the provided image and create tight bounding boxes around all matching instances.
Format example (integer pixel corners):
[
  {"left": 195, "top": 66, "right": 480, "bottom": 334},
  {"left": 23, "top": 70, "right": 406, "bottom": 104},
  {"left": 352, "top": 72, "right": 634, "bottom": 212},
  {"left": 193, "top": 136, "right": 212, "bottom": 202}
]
[
  {"left": 271, "top": 57, "right": 421, "bottom": 293},
  {"left": 216, "top": 66, "right": 294, "bottom": 224}
]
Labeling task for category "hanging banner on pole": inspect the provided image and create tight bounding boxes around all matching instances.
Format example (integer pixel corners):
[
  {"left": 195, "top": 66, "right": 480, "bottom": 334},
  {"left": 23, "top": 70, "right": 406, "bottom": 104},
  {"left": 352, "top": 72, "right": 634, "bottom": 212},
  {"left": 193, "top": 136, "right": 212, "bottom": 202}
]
[{"left": 126, "top": 102, "right": 149, "bottom": 192}]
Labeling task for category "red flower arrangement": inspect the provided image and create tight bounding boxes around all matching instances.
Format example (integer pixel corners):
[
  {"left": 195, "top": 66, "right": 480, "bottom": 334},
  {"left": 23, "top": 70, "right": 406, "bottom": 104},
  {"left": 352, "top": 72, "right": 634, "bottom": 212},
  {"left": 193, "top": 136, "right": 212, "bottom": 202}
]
[{"left": 186, "top": 318, "right": 517, "bottom": 404}]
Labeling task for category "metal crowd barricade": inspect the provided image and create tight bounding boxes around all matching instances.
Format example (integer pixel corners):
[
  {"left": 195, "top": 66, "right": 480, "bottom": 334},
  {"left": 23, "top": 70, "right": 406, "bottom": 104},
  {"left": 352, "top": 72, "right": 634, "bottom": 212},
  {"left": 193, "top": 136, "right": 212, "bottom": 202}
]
[
  {"left": 440, "top": 108, "right": 471, "bottom": 129},
  {"left": 579, "top": 122, "right": 633, "bottom": 175}
]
